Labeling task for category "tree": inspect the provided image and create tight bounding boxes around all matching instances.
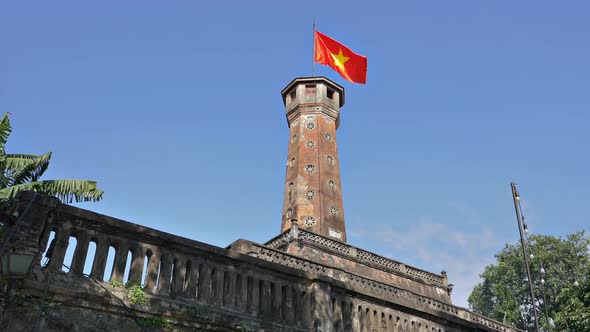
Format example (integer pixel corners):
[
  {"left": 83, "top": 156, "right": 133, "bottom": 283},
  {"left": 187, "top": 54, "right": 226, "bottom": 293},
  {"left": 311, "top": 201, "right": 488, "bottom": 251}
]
[
  {"left": 468, "top": 231, "right": 590, "bottom": 331},
  {"left": 0, "top": 112, "right": 103, "bottom": 203}
]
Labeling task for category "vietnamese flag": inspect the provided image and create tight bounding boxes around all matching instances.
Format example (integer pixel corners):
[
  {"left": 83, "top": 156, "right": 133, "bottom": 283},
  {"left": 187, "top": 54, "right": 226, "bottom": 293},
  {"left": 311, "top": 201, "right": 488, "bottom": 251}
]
[{"left": 314, "top": 31, "right": 367, "bottom": 84}]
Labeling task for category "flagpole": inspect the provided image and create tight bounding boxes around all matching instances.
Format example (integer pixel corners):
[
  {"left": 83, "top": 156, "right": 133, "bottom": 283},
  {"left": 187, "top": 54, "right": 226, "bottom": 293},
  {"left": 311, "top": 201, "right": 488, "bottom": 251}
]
[{"left": 312, "top": 18, "right": 316, "bottom": 77}]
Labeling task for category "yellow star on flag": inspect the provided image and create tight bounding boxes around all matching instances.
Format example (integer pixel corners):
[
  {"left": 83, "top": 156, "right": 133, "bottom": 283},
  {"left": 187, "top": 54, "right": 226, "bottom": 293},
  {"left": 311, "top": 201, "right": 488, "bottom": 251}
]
[{"left": 330, "top": 48, "right": 350, "bottom": 71}]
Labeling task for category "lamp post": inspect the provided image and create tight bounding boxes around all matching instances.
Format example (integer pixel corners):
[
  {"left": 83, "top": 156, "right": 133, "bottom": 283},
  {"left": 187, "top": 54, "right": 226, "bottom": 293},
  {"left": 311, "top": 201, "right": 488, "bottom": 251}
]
[
  {"left": 510, "top": 182, "right": 540, "bottom": 332},
  {"left": 0, "top": 253, "right": 35, "bottom": 279}
]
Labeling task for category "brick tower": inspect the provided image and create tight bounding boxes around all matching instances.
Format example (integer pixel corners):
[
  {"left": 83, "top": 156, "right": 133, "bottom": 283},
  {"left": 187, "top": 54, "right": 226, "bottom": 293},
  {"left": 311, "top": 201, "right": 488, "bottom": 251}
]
[{"left": 280, "top": 77, "right": 347, "bottom": 242}]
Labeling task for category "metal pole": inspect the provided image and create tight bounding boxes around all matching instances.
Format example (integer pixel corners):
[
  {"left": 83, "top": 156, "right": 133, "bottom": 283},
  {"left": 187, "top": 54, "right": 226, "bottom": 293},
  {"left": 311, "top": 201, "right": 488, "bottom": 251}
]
[
  {"left": 511, "top": 182, "right": 540, "bottom": 332},
  {"left": 312, "top": 18, "right": 316, "bottom": 77}
]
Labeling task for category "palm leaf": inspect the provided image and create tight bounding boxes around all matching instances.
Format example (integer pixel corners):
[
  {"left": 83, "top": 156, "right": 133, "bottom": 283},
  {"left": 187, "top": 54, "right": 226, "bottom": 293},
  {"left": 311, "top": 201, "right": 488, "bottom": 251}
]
[
  {"left": 0, "top": 112, "right": 11, "bottom": 154},
  {"left": 6, "top": 152, "right": 52, "bottom": 186},
  {"left": 0, "top": 179, "right": 104, "bottom": 203}
]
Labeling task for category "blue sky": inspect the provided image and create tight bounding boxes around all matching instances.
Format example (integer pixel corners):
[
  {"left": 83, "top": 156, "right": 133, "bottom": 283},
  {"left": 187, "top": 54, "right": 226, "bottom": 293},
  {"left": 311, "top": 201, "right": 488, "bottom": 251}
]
[{"left": 2, "top": 1, "right": 589, "bottom": 307}]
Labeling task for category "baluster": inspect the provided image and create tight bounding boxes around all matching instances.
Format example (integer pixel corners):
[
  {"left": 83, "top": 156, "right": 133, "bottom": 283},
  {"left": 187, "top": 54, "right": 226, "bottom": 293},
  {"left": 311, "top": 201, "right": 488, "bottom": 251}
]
[
  {"left": 212, "top": 268, "right": 224, "bottom": 306},
  {"left": 261, "top": 280, "right": 272, "bottom": 320},
  {"left": 144, "top": 250, "right": 160, "bottom": 293},
  {"left": 197, "top": 264, "right": 211, "bottom": 302},
  {"left": 38, "top": 225, "right": 53, "bottom": 254},
  {"left": 171, "top": 257, "right": 185, "bottom": 295},
  {"left": 248, "top": 276, "right": 259, "bottom": 315},
  {"left": 372, "top": 309, "right": 379, "bottom": 332},
  {"left": 70, "top": 232, "right": 90, "bottom": 275},
  {"left": 333, "top": 298, "right": 343, "bottom": 332},
  {"left": 344, "top": 301, "right": 353, "bottom": 332},
  {"left": 110, "top": 241, "right": 128, "bottom": 283},
  {"left": 352, "top": 304, "right": 361, "bottom": 332},
  {"left": 302, "top": 290, "right": 312, "bottom": 328},
  {"left": 48, "top": 227, "right": 70, "bottom": 272},
  {"left": 185, "top": 260, "right": 198, "bottom": 298},
  {"left": 392, "top": 316, "right": 401, "bottom": 332},
  {"left": 128, "top": 245, "right": 144, "bottom": 285},
  {"left": 90, "top": 238, "right": 108, "bottom": 280},
  {"left": 284, "top": 285, "right": 294, "bottom": 323},
  {"left": 223, "top": 270, "right": 235, "bottom": 307},
  {"left": 293, "top": 286, "right": 301, "bottom": 324},
  {"left": 272, "top": 282, "right": 282, "bottom": 321},
  {"left": 236, "top": 273, "right": 247, "bottom": 312},
  {"left": 157, "top": 253, "right": 172, "bottom": 296},
  {"left": 385, "top": 313, "right": 394, "bottom": 332}
]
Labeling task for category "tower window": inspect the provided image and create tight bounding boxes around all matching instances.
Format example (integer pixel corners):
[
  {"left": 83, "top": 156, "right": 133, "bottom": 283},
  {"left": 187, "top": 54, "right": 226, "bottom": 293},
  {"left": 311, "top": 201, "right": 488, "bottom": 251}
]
[
  {"left": 305, "top": 84, "right": 316, "bottom": 95},
  {"left": 306, "top": 122, "right": 315, "bottom": 130},
  {"left": 305, "top": 165, "right": 315, "bottom": 173},
  {"left": 325, "top": 133, "right": 333, "bottom": 142},
  {"left": 291, "top": 134, "right": 298, "bottom": 143},
  {"left": 289, "top": 91, "right": 296, "bottom": 103},
  {"left": 289, "top": 158, "right": 296, "bottom": 167},
  {"left": 327, "top": 88, "right": 335, "bottom": 100},
  {"left": 286, "top": 209, "right": 293, "bottom": 218},
  {"left": 305, "top": 190, "right": 315, "bottom": 200},
  {"left": 306, "top": 141, "right": 315, "bottom": 149},
  {"left": 326, "top": 155, "right": 335, "bottom": 165}
]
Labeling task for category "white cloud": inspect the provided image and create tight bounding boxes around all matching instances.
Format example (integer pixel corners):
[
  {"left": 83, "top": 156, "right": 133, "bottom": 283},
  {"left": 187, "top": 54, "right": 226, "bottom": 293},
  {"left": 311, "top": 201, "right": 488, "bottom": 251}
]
[{"left": 351, "top": 213, "right": 502, "bottom": 308}]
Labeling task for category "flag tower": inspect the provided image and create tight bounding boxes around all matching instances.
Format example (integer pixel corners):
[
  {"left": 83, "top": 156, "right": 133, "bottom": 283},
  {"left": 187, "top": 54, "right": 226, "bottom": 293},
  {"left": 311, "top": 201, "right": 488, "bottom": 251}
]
[{"left": 280, "top": 77, "right": 347, "bottom": 242}]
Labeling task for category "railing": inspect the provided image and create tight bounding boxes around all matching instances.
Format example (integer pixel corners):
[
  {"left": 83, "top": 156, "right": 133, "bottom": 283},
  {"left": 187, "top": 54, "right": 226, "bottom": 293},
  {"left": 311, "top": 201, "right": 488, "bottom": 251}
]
[
  {"left": 32, "top": 199, "right": 312, "bottom": 329},
  {"left": 266, "top": 229, "right": 446, "bottom": 287},
  {"left": 248, "top": 240, "right": 515, "bottom": 332},
  {"left": 7, "top": 193, "right": 519, "bottom": 332}
]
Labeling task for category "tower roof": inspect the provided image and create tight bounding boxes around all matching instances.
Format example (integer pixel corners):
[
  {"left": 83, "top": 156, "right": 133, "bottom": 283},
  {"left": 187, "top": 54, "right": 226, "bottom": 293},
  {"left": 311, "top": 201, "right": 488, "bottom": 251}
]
[{"left": 281, "top": 76, "right": 345, "bottom": 108}]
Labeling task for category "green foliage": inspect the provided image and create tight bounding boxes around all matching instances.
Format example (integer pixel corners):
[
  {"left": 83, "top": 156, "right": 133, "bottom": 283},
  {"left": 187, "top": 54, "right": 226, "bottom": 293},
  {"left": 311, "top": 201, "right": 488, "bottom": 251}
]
[
  {"left": 125, "top": 283, "right": 147, "bottom": 306},
  {"left": 138, "top": 316, "right": 173, "bottom": 329},
  {"left": 468, "top": 231, "right": 590, "bottom": 331},
  {"left": 554, "top": 266, "right": 590, "bottom": 332},
  {"left": 108, "top": 280, "right": 123, "bottom": 288},
  {"left": 0, "top": 112, "right": 103, "bottom": 203}
]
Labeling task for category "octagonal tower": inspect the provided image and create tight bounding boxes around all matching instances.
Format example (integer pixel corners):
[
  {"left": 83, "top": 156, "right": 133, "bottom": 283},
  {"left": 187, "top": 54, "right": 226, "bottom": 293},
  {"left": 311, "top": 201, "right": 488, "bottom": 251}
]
[{"left": 280, "top": 77, "right": 347, "bottom": 242}]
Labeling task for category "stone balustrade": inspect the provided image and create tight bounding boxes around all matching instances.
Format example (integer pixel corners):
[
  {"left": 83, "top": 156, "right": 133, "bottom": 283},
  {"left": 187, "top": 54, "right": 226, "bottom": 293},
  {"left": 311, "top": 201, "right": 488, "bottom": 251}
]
[
  {"left": 1, "top": 192, "right": 520, "bottom": 332},
  {"left": 10, "top": 192, "right": 311, "bottom": 330}
]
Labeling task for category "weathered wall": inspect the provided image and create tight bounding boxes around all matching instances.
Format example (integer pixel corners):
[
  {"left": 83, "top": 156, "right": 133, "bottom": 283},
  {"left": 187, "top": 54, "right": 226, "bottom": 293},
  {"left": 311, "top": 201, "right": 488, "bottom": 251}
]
[{"left": 0, "top": 192, "right": 519, "bottom": 332}]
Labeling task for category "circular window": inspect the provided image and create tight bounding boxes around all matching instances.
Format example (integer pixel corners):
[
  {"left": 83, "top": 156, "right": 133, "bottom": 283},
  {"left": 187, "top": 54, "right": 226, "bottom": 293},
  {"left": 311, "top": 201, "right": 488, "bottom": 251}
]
[
  {"left": 303, "top": 216, "right": 316, "bottom": 226},
  {"left": 306, "top": 141, "right": 315, "bottom": 149},
  {"left": 326, "top": 155, "right": 335, "bottom": 165},
  {"left": 289, "top": 157, "right": 296, "bottom": 167},
  {"left": 305, "top": 164, "right": 315, "bottom": 173},
  {"left": 325, "top": 133, "right": 333, "bottom": 142},
  {"left": 305, "top": 190, "right": 315, "bottom": 200},
  {"left": 291, "top": 134, "right": 298, "bottom": 143},
  {"left": 328, "top": 179, "right": 336, "bottom": 189},
  {"left": 286, "top": 209, "right": 293, "bottom": 218},
  {"left": 329, "top": 207, "right": 338, "bottom": 216},
  {"left": 306, "top": 122, "right": 315, "bottom": 130}
]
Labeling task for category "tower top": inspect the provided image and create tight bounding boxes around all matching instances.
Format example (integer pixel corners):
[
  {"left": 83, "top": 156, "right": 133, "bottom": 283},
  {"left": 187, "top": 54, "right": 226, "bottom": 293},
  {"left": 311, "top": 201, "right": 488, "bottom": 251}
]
[
  {"left": 281, "top": 76, "right": 345, "bottom": 107},
  {"left": 281, "top": 76, "right": 346, "bottom": 130}
]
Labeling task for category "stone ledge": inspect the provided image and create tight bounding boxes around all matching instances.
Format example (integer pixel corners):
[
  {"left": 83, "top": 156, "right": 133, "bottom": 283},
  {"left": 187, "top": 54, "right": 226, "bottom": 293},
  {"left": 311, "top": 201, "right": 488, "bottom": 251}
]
[{"left": 265, "top": 229, "right": 448, "bottom": 289}]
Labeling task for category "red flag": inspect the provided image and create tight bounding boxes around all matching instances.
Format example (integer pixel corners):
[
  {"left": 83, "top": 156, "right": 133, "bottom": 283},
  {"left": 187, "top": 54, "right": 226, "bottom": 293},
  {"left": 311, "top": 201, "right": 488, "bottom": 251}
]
[{"left": 314, "top": 31, "right": 367, "bottom": 84}]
